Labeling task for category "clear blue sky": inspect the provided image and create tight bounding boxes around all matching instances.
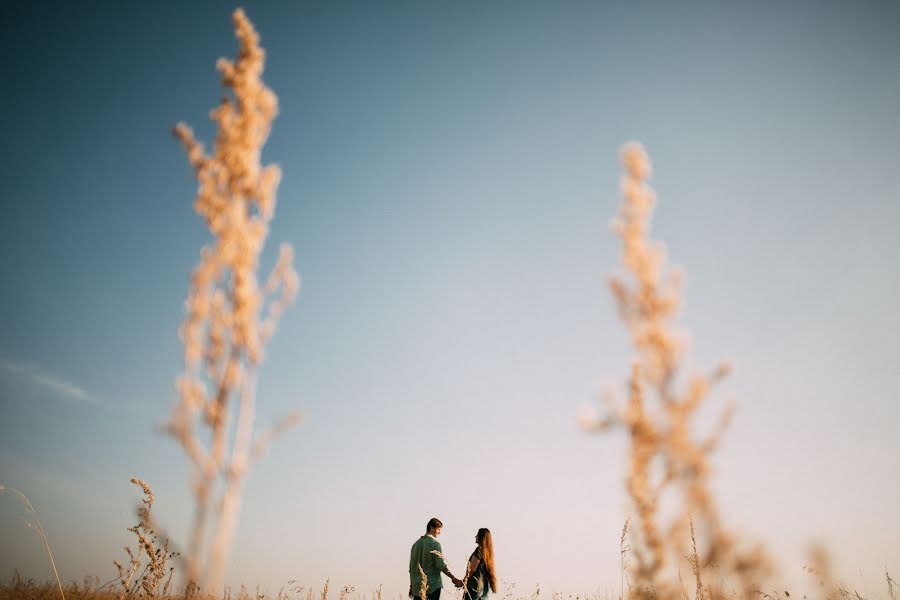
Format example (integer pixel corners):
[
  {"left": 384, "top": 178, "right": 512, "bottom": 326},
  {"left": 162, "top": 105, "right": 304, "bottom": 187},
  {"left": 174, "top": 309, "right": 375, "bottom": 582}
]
[{"left": 1, "top": 1, "right": 898, "bottom": 597}]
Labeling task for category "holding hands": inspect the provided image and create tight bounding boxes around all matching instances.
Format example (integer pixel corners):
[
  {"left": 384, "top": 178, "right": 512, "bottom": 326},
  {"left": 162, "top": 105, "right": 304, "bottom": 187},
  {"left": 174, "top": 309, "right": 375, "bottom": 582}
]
[{"left": 409, "top": 520, "right": 494, "bottom": 600}]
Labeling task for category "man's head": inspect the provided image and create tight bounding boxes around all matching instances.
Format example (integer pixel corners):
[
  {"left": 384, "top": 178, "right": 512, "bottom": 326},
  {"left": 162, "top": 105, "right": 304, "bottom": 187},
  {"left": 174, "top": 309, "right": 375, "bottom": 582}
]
[{"left": 426, "top": 517, "right": 443, "bottom": 536}]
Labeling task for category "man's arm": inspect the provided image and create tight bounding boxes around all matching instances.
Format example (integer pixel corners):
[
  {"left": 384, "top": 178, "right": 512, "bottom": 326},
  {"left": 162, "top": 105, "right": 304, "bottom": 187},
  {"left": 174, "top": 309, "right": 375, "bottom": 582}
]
[
  {"left": 442, "top": 566, "right": 462, "bottom": 588},
  {"left": 432, "top": 543, "right": 462, "bottom": 587}
]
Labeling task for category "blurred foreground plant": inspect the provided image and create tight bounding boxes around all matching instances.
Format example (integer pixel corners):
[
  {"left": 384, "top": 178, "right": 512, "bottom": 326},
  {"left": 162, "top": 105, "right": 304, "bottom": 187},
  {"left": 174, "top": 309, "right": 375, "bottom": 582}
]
[
  {"left": 166, "top": 8, "right": 299, "bottom": 593},
  {"left": 582, "top": 143, "right": 770, "bottom": 600}
]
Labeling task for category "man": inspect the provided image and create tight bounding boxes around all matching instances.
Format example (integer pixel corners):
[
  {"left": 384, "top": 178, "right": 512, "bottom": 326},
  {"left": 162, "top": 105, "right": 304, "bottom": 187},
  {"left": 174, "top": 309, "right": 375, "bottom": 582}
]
[{"left": 409, "top": 517, "right": 462, "bottom": 600}]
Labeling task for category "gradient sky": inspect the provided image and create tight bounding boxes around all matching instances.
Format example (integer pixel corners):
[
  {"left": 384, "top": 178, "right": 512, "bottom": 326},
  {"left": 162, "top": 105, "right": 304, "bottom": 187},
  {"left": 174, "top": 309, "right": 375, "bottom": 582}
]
[{"left": 1, "top": 1, "right": 899, "bottom": 597}]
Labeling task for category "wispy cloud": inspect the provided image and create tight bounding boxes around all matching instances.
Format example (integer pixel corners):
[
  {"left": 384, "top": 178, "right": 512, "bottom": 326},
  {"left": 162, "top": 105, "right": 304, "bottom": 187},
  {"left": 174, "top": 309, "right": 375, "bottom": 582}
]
[{"left": 0, "top": 358, "right": 96, "bottom": 404}]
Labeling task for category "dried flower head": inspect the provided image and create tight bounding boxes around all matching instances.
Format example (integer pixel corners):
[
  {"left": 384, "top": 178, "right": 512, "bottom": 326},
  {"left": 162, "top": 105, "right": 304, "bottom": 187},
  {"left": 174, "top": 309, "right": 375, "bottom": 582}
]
[
  {"left": 166, "top": 8, "right": 299, "bottom": 592},
  {"left": 585, "top": 143, "right": 771, "bottom": 600}
]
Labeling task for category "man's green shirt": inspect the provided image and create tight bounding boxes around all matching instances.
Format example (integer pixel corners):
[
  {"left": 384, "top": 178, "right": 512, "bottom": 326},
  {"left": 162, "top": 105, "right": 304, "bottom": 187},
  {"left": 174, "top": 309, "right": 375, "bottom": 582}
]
[{"left": 409, "top": 535, "right": 447, "bottom": 595}]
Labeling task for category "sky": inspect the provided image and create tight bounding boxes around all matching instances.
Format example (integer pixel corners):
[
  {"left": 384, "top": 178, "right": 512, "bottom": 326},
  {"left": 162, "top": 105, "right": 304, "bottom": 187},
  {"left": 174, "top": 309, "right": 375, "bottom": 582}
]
[{"left": 1, "top": 0, "right": 899, "bottom": 597}]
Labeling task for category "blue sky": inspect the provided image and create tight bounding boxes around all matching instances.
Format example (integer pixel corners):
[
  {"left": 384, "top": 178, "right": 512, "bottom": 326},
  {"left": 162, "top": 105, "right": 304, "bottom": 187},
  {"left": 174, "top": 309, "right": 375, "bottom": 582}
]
[{"left": 1, "top": 1, "right": 899, "bottom": 597}]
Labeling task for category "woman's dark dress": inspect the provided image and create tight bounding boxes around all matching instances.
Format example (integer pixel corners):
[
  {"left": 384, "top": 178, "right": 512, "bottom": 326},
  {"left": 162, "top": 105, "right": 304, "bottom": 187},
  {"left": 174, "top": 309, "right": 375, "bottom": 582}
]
[{"left": 465, "top": 547, "right": 489, "bottom": 600}]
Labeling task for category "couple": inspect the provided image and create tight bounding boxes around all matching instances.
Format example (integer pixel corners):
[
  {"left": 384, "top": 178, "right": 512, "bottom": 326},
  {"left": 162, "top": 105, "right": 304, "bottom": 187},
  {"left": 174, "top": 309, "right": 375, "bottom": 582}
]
[{"left": 408, "top": 518, "right": 497, "bottom": 600}]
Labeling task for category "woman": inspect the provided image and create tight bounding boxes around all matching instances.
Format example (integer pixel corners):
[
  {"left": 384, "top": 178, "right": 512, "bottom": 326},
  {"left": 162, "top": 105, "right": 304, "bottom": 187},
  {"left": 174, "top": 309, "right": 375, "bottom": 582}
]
[{"left": 463, "top": 528, "right": 497, "bottom": 600}]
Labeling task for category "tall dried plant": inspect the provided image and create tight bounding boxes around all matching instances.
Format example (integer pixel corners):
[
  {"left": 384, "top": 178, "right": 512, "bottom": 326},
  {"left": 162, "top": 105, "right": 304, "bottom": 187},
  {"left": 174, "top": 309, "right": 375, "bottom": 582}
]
[
  {"left": 112, "top": 479, "right": 177, "bottom": 600},
  {"left": 582, "top": 143, "right": 769, "bottom": 600},
  {"left": 167, "top": 8, "right": 299, "bottom": 593},
  {"left": 417, "top": 565, "right": 428, "bottom": 600},
  {"left": 620, "top": 518, "right": 631, "bottom": 600},
  {"left": 0, "top": 485, "right": 65, "bottom": 600}
]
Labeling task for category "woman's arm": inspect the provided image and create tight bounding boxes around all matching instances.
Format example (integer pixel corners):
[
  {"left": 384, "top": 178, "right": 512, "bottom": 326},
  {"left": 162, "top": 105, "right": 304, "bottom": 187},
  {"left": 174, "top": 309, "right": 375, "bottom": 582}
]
[{"left": 466, "top": 556, "right": 481, "bottom": 580}]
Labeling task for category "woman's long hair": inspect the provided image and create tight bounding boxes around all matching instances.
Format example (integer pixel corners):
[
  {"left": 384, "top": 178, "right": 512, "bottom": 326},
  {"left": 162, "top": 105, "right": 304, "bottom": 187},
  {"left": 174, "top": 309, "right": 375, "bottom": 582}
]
[{"left": 477, "top": 528, "right": 497, "bottom": 593}]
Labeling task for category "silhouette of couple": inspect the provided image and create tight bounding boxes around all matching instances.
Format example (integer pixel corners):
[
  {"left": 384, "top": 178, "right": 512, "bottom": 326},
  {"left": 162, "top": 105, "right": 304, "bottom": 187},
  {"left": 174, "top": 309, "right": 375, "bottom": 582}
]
[{"left": 408, "top": 518, "right": 497, "bottom": 600}]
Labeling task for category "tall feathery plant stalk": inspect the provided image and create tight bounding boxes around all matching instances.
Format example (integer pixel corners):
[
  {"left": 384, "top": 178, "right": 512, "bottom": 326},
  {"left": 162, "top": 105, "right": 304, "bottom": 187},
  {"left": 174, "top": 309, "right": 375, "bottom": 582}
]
[
  {"left": 167, "top": 8, "right": 299, "bottom": 593},
  {"left": 582, "top": 143, "right": 769, "bottom": 600},
  {"left": 0, "top": 485, "right": 66, "bottom": 600},
  {"left": 620, "top": 518, "right": 631, "bottom": 600}
]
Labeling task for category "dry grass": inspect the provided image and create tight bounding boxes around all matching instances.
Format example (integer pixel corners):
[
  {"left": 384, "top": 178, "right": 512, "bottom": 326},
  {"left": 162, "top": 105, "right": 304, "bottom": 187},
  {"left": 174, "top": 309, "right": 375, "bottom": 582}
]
[
  {"left": 886, "top": 571, "right": 898, "bottom": 600},
  {"left": 416, "top": 566, "right": 427, "bottom": 600},
  {"left": 1, "top": 573, "right": 897, "bottom": 600},
  {"left": 0, "top": 486, "right": 66, "bottom": 600},
  {"left": 582, "top": 143, "right": 770, "bottom": 600},
  {"left": 620, "top": 519, "right": 631, "bottom": 600},
  {"left": 576, "top": 143, "right": 899, "bottom": 600},
  {"left": 164, "top": 7, "right": 299, "bottom": 593},
  {"left": 111, "top": 479, "right": 177, "bottom": 600}
]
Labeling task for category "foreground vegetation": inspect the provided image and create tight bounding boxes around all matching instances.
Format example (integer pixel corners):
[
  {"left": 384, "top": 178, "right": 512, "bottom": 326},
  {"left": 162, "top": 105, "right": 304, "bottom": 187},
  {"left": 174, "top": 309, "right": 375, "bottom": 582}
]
[{"left": 2, "top": 573, "right": 898, "bottom": 600}]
